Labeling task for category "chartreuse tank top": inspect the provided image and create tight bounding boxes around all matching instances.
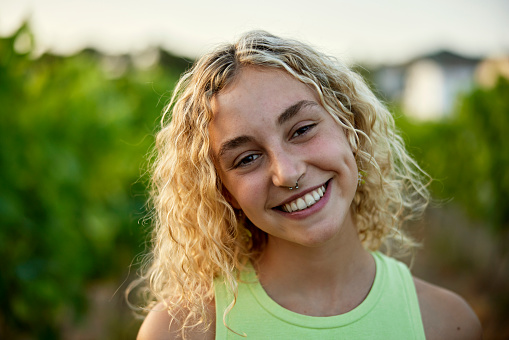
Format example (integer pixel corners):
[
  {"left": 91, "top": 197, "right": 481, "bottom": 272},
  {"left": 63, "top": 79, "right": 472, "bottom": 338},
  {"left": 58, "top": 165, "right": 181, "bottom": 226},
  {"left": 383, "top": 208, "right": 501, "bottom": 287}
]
[{"left": 214, "top": 252, "right": 425, "bottom": 339}]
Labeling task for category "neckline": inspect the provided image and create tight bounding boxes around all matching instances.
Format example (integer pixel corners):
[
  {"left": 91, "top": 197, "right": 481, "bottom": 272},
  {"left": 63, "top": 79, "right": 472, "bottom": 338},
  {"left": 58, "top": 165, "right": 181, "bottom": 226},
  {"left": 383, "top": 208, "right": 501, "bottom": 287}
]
[{"left": 242, "top": 251, "right": 385, "bottom": 328}]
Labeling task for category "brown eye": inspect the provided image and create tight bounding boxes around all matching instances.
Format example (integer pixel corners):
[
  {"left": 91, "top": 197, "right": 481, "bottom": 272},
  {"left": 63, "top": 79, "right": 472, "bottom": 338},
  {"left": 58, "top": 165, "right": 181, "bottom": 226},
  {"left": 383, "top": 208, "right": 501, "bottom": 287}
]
[
  {"left": 292, "top": 123, "right": 316, "bottom": 138},
  {"left": 234, "top": 154, "right": 260, "bottom": 168}
]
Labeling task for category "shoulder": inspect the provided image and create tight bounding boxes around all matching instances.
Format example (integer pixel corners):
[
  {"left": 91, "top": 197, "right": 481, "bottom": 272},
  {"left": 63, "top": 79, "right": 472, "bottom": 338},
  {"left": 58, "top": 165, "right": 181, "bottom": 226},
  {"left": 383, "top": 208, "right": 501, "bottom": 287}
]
[
  {"left": 137, "top": 302, "right": 216, "bottom": 340},
  {"left": 413, "top": 277, "right": 482, "bottom": 340}
]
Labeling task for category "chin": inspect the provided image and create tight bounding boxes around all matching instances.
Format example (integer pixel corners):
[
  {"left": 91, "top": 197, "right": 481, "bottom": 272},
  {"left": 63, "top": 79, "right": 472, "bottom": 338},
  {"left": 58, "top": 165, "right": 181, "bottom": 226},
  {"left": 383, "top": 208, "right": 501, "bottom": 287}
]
[{"left": 294, "top": 224, "right": 344, "bottom": 248}]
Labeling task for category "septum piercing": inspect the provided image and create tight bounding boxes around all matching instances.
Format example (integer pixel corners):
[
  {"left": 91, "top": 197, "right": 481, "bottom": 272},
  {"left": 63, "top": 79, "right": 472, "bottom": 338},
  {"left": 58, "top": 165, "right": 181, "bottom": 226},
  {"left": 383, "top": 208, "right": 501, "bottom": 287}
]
[
  {"left": 288, "top": 174, "right": 303, "bottom": 190},
  {"left": 288, "top": 181, "right": 299, "bottom": 190}
]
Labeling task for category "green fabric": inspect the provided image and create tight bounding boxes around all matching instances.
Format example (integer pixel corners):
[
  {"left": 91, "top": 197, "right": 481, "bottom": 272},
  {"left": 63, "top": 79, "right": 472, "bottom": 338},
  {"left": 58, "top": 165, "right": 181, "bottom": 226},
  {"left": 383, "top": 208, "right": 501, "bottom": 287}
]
[{"left": 214, "top": 252, "right": 426, "bottom": 339}]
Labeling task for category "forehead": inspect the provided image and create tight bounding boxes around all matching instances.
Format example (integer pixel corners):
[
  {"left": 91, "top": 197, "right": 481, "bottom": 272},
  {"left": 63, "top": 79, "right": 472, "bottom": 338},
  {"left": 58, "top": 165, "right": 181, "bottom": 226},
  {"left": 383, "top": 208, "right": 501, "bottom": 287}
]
[{"left": 211, "top": 67, "right": 318, "bottom": 122}]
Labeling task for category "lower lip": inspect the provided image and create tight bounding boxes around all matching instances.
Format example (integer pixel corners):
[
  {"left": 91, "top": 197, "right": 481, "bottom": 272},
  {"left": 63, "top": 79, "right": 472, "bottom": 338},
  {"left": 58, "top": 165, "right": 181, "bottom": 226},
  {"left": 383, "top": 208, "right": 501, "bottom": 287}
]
[{"left": 276, "top": 180, "right": 332, "bottom": 220}]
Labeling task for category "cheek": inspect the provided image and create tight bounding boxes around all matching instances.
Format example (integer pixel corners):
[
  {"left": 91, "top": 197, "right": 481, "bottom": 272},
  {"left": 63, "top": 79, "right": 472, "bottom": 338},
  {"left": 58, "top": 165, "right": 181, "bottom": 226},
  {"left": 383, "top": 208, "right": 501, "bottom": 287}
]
[
  {"left": 341, "top": 148, "right": 358, "bottom": 179},
  {"left": 222, "top": 177, "right": 259, "bottom": 212},
  {"left": 325, "top": 142, "right": 358, "bottom": 190},
  {"left": 315, "top": 138, "right": 357, "bottom": 172},
  {"left": 227, "top": 179, "right": 266, "bottom": 217},
  {"left": 216, "top": 167, "right": 242, "bottom": 209}
]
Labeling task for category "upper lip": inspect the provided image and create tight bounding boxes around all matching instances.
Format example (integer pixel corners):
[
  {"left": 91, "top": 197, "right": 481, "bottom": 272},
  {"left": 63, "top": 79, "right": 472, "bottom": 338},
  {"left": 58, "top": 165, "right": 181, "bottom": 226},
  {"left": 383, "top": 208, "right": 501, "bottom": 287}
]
[{"left": 273, "top": 179, "right": 329, "bottom": 208}]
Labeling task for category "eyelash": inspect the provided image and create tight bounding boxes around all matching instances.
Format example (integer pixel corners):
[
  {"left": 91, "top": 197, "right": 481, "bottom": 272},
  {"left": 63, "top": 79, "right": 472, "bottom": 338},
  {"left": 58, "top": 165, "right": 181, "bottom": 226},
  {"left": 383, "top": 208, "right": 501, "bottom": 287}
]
[
  {"left": 232, "top": 154, "right": 260, "bottom": 169},
  {"left": 292, "top": 123, "right": 317, "bottom": 138}
]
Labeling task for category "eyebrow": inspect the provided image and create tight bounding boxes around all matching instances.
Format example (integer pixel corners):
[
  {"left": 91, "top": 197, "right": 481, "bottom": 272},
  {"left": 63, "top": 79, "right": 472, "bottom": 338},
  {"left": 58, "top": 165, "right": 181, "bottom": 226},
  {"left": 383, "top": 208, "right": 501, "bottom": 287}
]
[
  {"left": 217, "top": 100, "right": 318, "bottom": 158},
  {"left": 218, "top": 135, "right": 253, "bottom": 157},
  {"left": 277, "top": 100, "right": 318, "bottom": 126}
]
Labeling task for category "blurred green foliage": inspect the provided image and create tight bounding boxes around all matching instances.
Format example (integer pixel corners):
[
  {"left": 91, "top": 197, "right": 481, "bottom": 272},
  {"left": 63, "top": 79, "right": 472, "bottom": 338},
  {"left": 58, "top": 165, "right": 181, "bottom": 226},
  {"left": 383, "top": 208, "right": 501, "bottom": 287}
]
[
  {"left": 1, "top": 22, "right": 508, "bottom": 338},
  {"left": 396, "top": 77, "right": 509, "bottom": 232},
  {"left": 0, "top": 24, "right": 188, "bottom": 338}
]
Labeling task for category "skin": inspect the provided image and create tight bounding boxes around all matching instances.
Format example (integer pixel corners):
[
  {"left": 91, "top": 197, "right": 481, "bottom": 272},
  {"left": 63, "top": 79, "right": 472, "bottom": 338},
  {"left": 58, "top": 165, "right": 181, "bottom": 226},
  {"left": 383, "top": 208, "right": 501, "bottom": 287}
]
[{"left": 138, "top": 66, "right": 482, "bottom": 340}]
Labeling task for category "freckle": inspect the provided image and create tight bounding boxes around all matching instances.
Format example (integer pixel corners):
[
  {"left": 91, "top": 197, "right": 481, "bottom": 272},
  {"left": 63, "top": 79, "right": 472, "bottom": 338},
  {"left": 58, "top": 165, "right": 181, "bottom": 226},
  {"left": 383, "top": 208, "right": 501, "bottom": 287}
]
[{"left": 457, "top": 327, "right": 461, "bottom": 331}]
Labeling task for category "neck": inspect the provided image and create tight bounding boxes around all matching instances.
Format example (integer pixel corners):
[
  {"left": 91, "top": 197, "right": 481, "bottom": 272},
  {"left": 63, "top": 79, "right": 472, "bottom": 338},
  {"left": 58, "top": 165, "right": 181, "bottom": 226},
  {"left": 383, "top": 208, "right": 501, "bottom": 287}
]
[{"left": 254, "top": 221, "right": 375, "bottom": 316}]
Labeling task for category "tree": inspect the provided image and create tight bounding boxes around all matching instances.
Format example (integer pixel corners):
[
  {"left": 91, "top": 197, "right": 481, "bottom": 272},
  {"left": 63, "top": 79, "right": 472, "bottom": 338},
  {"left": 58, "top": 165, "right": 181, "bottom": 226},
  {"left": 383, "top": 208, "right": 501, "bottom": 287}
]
[{"left": 0, "top": 23, "right": 187, "bottom": 338}]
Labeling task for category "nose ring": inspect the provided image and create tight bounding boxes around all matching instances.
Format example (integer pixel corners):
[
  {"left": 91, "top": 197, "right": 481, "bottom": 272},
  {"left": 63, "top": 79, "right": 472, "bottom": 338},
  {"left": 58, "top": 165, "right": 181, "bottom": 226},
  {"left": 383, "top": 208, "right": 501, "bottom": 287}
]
[
  {"left": 288, "top": 181, "right": 299, "bottom": 190},
  {"left": 287, "top": 174, "right": 303, "bottom": 190}
]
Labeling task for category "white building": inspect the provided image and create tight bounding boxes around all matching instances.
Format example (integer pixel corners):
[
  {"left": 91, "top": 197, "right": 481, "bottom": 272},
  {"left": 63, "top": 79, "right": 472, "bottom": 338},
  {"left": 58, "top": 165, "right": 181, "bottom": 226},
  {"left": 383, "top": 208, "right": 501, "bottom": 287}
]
[{"left": 374, "top": 51, "right": 481, "bottom": 120}]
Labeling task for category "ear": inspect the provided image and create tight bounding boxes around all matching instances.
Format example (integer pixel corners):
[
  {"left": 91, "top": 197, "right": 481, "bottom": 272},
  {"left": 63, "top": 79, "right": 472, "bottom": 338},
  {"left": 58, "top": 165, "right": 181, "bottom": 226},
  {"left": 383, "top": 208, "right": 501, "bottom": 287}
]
[{"left": 222, "top": 187, "right": 241, "bottom": 209}]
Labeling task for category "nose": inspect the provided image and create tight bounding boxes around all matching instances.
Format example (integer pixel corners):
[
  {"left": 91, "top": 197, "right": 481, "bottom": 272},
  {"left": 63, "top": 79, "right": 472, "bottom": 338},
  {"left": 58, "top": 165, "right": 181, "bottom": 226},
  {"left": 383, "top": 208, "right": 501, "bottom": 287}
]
[{"left": 270, "top": 150, "right": 305, "bottom": 189}]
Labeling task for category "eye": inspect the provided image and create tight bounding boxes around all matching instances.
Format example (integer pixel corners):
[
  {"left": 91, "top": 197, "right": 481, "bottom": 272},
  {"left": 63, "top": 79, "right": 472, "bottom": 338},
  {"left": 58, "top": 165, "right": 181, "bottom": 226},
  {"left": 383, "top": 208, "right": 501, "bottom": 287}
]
[
  {"left": 233, "top": 153, "right": 260, "bottom": 169},
  {"left": 292, "top": 123, "right": 317, "bottom": 138}
]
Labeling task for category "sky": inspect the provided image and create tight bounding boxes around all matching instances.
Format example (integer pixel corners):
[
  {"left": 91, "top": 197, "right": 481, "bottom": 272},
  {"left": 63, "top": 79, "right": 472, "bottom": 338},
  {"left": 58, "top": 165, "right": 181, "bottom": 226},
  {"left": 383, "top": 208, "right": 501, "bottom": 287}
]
[{"left": 0, "top": 0, "right": 508, "bottom": 65}]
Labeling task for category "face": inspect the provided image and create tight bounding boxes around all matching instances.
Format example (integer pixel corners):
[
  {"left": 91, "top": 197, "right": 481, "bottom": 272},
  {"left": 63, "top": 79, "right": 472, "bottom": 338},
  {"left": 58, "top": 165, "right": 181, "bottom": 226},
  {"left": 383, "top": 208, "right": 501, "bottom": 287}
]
[{"left": 209, "top": 66, "right": 358, "bottom": 248}]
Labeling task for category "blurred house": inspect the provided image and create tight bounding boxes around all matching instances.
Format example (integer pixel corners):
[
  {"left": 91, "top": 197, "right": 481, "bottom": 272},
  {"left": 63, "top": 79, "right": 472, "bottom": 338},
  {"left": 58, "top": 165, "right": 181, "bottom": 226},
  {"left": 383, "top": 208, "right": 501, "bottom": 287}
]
[{"left": 374, "top": 51, "right": 481, "bottom": 120}]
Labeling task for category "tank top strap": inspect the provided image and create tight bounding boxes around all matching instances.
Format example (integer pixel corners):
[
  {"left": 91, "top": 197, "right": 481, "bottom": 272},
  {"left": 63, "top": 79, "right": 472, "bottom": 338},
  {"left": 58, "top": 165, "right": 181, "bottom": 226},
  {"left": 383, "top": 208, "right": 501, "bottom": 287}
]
[{"left": 383, "top": 253, "right": 426, "bottom": 337}]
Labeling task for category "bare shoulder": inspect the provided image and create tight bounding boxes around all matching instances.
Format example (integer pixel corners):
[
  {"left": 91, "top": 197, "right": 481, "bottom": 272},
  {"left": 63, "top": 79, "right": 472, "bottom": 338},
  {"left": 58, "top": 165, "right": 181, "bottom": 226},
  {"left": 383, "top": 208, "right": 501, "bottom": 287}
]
[
  {"left": 137, "top": 301, "right": 216, "bottom": 340},
  {"left": 413, "top": 277, "right": 482, "bottom": 340}
]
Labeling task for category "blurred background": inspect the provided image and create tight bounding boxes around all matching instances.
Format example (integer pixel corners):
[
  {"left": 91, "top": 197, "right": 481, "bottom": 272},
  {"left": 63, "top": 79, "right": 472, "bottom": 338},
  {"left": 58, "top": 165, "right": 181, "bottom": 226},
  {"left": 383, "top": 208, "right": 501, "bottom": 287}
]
[{"left": 1, "top": 0, "right": 508, "bottom": 339}]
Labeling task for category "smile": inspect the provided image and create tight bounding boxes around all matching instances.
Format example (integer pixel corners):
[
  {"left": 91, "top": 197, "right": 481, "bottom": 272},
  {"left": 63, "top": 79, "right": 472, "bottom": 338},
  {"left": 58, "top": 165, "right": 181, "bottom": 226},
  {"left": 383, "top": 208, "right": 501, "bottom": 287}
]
[{"left": 281, "top": 183, "right": 327, "bottom": 213}]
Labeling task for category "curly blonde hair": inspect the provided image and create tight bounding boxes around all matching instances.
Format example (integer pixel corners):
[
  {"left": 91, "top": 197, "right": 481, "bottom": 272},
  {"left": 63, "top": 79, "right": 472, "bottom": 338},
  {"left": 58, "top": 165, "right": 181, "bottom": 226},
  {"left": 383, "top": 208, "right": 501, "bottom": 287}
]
[{"left": 130, "top": 30, "right": 429, "bottom": 335}]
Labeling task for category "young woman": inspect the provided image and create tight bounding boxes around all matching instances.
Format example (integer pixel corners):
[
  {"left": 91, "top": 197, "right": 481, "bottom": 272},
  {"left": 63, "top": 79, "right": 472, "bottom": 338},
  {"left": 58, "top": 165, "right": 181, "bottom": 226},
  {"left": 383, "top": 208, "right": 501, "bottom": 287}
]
[{"left": 132, "top": 31, "right": 482, "bottom": 339}]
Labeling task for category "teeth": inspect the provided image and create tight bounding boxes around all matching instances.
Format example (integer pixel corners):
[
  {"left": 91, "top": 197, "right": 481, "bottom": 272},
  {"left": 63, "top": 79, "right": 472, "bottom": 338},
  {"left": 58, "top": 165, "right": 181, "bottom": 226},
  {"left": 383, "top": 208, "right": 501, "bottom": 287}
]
[
  {"left": 304, "top": 194, "right": 315, "bottom": 206},
  {"left": 312, "top": 191, "right": 320, "bottom": 201},
  {"left": 296, "top": 198, "right": 307, "bottom": 210},
  {"left": 281, "top": 185, "right": 327, "bottom": 213}
]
